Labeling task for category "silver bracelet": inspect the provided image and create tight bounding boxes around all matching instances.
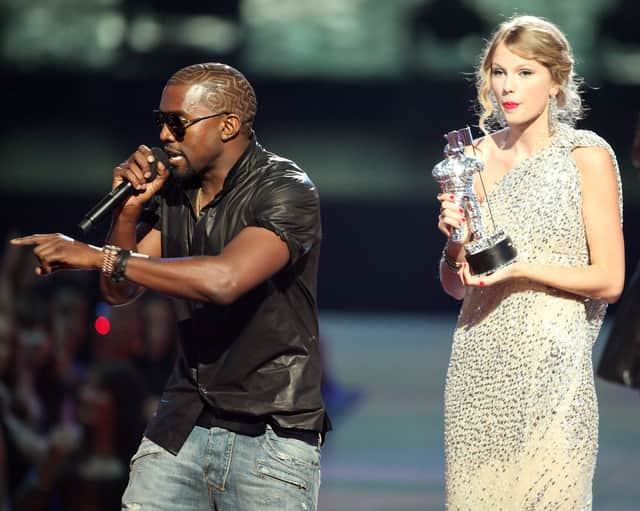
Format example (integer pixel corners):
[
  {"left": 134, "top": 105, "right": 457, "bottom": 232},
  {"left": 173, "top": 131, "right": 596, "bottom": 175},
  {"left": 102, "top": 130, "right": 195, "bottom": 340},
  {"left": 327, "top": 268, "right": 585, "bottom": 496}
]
[{"left": 441, "top": 246, "right": 462, "bottom": 273}]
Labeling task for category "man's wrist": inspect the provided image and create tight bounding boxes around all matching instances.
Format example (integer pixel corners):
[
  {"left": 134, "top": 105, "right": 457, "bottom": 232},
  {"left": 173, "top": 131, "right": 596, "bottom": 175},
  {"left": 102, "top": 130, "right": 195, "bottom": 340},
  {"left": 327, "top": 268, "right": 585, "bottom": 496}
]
[
  {"left": 112, "top": 207, "right": 141, "bottom": 226},
  {"left": 107, "top": 211, "right": 140, "bottom": 249},
  {"left": 100, "top": 244, "right": 149, "bottom": 282},
  {"left": 87, "top": 244, "right": 107, "bottom": 270}
]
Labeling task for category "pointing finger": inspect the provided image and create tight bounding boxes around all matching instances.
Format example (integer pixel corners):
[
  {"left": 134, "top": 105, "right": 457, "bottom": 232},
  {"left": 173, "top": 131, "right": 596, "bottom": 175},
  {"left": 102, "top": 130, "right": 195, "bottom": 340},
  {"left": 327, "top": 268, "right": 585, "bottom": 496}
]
[
  {"left": 11, "top": 233, "right": 73, "bottom": 246},
  {"left": 10, "top": 234, "right": 48, "bottom": 245}
]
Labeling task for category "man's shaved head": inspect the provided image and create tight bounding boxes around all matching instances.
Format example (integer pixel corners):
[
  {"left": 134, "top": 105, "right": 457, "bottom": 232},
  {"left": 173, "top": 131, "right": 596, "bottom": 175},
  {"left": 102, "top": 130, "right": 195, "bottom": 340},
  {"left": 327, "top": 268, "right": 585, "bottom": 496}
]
[{"left": 167, "top": 63, "right": 257, "bottom": 135}]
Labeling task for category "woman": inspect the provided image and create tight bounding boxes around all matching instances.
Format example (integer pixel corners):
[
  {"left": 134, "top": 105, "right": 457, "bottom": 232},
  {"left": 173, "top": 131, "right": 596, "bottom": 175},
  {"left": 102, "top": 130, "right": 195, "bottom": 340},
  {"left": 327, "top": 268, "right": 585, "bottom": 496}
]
[{"left": 436, "top": 15, "right": 624, "bottom": 510}]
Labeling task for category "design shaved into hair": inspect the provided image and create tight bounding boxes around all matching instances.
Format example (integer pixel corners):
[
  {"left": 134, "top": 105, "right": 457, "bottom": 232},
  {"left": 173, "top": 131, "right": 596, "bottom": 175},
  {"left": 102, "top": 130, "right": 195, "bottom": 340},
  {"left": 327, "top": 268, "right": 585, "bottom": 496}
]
[{"left": 168, "top": 63, "right": 257, "bottom": 135}]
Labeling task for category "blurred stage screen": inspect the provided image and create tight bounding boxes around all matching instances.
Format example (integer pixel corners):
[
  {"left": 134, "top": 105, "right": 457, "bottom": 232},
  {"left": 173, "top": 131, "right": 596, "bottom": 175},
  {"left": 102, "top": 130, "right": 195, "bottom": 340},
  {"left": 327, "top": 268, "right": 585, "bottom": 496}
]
[{"left": 2, "top": 0, "right": 639, "bottom": 311}]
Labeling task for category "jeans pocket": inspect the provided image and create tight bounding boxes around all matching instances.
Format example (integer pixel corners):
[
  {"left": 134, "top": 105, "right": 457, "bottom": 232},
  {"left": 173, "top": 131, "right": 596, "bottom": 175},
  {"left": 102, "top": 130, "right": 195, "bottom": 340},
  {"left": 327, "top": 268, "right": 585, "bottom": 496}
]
[
  {"left": 255, "top": 428, "right": 320, "bottom": 490},
  {"left": 129, "top": 436, "right": 165, "bottom": 469},
  {"left": 263, "top": 427, "right": 320, "bottom": 469},
  {"left": 254, "top": 460, "right": 310, "bottom": 490}
]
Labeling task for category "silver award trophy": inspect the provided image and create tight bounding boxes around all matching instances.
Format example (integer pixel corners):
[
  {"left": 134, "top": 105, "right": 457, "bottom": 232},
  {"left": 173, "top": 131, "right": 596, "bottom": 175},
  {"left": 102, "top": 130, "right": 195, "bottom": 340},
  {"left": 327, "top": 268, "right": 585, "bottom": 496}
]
[{"left": 432, "top": 127, "right": 517, "bottom": 275}]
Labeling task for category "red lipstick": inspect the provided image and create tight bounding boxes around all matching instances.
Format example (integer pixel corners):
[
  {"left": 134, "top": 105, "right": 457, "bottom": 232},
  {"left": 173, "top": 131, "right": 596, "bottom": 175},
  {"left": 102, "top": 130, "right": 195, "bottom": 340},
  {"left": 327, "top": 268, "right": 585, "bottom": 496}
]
[{"left": 503, "top": 101, "right": 519, "bottom": 111}]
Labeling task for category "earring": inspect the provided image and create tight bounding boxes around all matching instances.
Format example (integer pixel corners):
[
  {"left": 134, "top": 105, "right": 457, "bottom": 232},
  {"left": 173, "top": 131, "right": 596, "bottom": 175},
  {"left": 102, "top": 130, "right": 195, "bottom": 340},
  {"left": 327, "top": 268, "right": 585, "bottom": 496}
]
[
  {"left": 490, "top": 93, "right": 506, "bottom": 128},
  {"left": 548, "top": 95, "right": 559, "bottom": 133}
]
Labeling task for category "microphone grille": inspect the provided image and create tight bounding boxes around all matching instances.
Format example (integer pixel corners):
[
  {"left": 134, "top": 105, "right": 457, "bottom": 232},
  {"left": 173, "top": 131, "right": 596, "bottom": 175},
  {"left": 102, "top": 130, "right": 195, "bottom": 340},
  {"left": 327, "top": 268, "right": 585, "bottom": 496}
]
[{"left": 149, "top": 147, "right": 174, "bottom": 180}]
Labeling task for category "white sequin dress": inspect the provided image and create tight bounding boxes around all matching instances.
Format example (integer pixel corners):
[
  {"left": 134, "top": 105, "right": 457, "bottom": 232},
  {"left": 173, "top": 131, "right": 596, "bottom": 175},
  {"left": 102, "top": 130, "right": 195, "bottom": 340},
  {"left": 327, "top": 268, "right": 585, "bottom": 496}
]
[{"left": 444, "top": 124, "right": 622, "bottom": 510}]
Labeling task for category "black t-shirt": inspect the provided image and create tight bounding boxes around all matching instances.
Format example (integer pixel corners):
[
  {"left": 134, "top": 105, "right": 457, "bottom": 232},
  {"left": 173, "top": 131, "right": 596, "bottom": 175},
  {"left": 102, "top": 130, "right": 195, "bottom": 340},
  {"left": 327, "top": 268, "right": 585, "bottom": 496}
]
[{"left": 141, "top": 137, "right": 328, "bottom": 454}]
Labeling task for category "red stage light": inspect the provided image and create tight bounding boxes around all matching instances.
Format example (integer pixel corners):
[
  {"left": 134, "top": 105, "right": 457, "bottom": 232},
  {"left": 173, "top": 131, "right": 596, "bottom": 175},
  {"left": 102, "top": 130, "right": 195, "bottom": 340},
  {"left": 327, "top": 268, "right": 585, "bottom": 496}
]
[{"left": 94, "top": 316, "right": 111, "bottom": 336}]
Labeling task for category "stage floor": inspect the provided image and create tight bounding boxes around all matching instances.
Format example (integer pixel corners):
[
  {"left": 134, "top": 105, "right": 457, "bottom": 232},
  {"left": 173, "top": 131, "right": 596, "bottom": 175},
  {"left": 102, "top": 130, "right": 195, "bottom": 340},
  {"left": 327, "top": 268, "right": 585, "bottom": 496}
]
[{"left": 318, "top": 313, "right": 640, "bottom": 511}]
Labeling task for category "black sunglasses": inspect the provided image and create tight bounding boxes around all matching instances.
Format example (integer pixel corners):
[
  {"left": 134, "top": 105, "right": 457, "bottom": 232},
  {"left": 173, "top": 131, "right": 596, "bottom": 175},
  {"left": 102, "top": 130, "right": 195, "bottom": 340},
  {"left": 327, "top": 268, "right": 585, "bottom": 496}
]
[{"left": 152, "top": 109, "right": 230, "bottom": 140}]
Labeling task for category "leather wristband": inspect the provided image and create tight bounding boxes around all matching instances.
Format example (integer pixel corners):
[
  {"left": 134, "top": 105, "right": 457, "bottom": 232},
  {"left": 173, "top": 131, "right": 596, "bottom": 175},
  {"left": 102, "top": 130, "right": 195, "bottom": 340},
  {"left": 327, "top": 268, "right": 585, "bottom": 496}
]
[{"left": 110, "top": 249, "right": 131, "bottom": 283}]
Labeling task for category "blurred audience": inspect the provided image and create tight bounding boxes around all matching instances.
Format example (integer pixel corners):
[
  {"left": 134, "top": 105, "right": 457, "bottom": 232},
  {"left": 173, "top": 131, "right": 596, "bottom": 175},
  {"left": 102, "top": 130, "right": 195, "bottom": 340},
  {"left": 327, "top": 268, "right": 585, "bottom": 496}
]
[
  {"left": 134, "top": 296, "right": 177, "bottom": 421},
  {"left": 14, "top": 362, "right": 145, "bottom": 511},
  {"left": 0, "top": 232, "right": 358, "bottom": 509},
  {"left": 0, "top": 236, "right": 160, "bottom": 509}
]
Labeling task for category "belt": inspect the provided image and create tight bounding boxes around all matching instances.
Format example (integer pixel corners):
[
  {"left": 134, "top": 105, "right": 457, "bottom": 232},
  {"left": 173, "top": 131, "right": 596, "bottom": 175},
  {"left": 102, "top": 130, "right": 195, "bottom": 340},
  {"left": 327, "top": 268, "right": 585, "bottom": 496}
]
[
  {"left": 270, "top": 423, "right": 321, "bottom": 447},
  {"left": 195, "top": 407, "right": 320, "bottom": 447}
]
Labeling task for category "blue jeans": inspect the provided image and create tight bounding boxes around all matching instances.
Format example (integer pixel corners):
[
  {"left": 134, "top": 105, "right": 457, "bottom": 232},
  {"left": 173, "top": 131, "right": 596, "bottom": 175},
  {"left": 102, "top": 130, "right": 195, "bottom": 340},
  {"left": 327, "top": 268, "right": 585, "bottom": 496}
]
[{"left": 121, "top": 425, "right": 321, "bottom": 510}]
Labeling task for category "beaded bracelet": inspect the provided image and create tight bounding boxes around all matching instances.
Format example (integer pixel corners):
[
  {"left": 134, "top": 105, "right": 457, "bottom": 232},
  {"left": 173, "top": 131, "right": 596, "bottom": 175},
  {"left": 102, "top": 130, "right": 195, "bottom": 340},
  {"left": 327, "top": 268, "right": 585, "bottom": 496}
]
[{"left": 101, "top": 245, "right": 120, "bottom": 277}]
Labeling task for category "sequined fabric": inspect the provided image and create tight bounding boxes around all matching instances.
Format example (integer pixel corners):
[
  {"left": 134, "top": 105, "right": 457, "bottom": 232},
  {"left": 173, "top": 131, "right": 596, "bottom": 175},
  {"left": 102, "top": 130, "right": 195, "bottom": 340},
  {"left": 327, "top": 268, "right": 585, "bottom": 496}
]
[{"left": 444, "top": 124, "right": 622, "bottom": 510}]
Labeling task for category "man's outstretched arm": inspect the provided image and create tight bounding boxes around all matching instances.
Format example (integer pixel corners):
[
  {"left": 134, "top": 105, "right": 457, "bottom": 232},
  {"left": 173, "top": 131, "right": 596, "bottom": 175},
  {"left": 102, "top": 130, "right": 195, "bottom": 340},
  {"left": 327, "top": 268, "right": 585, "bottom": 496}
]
[{"left": 11, "top": 226, "right": 289, "bottom": 306}]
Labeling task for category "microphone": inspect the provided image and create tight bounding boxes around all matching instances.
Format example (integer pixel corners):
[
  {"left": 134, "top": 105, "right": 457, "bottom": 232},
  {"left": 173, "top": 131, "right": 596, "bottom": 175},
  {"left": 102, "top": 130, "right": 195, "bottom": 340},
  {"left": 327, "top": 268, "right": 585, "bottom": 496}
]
[{"left": 78, "top": 147, "right": 172, "bottom": 234}]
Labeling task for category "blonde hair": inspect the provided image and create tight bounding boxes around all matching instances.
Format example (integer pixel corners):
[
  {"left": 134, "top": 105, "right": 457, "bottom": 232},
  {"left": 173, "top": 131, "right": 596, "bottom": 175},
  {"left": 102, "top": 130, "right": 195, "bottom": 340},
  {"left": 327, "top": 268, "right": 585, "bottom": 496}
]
[{"left": 475, "top": 15, "right": 583, "bottom": 133}]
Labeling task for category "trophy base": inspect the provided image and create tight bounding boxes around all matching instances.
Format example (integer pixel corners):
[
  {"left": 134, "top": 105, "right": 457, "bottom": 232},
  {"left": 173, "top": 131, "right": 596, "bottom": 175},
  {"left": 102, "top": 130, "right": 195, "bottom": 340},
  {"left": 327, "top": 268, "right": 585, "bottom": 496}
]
[{"left": 465, "top": 230, "right": 517, "bottom": 276}]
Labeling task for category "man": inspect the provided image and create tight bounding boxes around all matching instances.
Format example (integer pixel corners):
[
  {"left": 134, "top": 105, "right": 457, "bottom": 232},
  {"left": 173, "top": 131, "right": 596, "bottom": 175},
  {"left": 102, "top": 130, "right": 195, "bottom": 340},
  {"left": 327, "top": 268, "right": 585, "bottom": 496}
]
[{"left": 12, "top": 62, "right": 328, "bottom": 510}]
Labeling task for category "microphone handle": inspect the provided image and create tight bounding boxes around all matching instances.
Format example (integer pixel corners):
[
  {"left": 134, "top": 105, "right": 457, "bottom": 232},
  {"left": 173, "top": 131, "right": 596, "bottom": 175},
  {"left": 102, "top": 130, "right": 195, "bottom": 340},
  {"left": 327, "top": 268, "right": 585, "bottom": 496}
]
[
  {"left": 78, "top": 181, "right": 133, "bottom": 234},
  {"left": 77, "top": 147, "right": 169, "bottom": 235}
]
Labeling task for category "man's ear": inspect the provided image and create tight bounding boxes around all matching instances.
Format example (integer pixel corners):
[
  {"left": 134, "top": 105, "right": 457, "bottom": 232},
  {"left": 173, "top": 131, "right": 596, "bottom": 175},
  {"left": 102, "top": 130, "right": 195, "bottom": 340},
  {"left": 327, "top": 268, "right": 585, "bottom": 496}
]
[{"left": 221, "top": 114, "right": 242, "bottom": 141}]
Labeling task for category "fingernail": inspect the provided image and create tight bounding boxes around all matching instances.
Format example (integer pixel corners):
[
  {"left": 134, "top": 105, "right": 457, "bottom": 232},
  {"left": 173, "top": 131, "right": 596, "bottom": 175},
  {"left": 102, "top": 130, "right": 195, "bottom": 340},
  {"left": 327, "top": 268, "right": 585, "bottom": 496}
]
[
  {"left": 459, "top": 208, "right": 464, "bottom": 213},
  {"left": 450, "top": 195, "right": 454, "bottom": 200},
  {"left": 479, "top": 281, "right": 485, "bottom": 287},
  {"left": 461, "top": 218, "right": 466, "bottom": 222},
  {"left": 147, "top": 155, "right": 155, "bottom": 163}
]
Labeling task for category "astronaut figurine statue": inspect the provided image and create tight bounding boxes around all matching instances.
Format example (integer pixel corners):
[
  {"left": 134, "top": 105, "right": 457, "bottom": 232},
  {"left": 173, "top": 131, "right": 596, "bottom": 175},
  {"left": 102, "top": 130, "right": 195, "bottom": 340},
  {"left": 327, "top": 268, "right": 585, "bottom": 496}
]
[{"left": 433, "top": 127, "right": 517, "bottom": 275}]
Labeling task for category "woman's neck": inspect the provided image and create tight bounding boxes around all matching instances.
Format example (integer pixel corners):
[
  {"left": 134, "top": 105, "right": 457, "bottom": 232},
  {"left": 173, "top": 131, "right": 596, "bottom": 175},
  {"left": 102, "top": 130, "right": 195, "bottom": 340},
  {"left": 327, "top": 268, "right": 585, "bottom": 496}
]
[{"left": 501, "top": 117, "right": 553, "bottom": 157}]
